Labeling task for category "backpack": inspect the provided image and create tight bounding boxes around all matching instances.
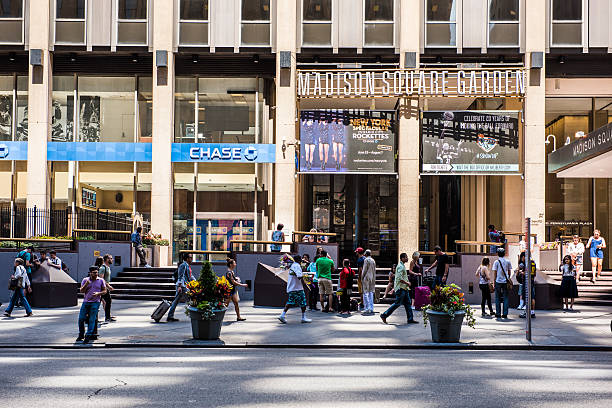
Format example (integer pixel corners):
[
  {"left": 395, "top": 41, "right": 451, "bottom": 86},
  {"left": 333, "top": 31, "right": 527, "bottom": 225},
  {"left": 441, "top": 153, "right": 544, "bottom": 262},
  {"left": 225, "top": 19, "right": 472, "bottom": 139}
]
[{"left": 18, "top": 250, "right": 28, "bottom": 265}]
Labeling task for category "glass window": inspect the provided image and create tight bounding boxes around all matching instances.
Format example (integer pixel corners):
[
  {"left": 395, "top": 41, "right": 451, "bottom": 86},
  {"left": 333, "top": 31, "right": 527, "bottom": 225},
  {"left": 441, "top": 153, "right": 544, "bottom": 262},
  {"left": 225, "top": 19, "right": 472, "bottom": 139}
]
[
  {"left": 118, "top": 0, "right": 147, "bottom": 19},
  {"left": 0, "top": 76, "right": 27, "bottom": 141},
  {"left": 137, "top": 77, "right": 152, "bottom": 142},
  {"left": 551, "top": 0, "right": 582, "bottom": 46},
  {"left": 16, "top": 76, "right": 26, "bottom": 141},
  {"left": 241, "top": 0, "right": 270, "bottom": 46},
  {"left": 0, "top": 0, "right": 23, "bottom": 44},
  {"left": 56, "top": 0, "right": 84, "bottom": 19},
  {"left": 117, "top": 0, "right": 147, "bottom": 45},
  {"left": 0, "top": 76, "right": 13, "bottom": 141},
  {"left": 77, "top": 77, "right": 135, "bottom": 142},
  {"left": 179, "top": 0, "right": 209, "bottom": 46},
  {"left": 488, "top": 0, "right": 519, "bottom": 47},
  {"left": 174, "top": 78, "right": 196, "bottom": 142},
  {"left": 426, "top": 0, "right": 456, "bottom": 47},
  {"left": 51, "top": 76, "right": 75, "bottom": 142},
  {"left": 303, "top": 0, "right": 332, "bottom": 46},
  {"left": 364, "top": 0, "right": 393, "bottom": 47}
]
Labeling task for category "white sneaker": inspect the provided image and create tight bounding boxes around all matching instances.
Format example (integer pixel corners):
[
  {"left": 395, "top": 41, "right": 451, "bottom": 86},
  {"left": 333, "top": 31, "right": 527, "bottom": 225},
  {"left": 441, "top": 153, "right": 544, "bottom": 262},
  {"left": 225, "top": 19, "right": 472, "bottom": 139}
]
[
  {"left": 517, "top": 305, "right": 525, "bottom": 310},
  {"left": 301, "top": 317, "right": 312, "bottom": 323},
  {"left": 278, "top": 315, "right": 287, "bottom": 324}
]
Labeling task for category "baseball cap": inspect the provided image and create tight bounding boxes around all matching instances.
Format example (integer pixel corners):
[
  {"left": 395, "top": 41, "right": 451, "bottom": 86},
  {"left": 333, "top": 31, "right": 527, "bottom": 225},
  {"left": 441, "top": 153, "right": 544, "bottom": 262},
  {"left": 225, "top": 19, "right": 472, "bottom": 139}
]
[{"left": 355, "top": 247, "right": 364, "bottom": 254}]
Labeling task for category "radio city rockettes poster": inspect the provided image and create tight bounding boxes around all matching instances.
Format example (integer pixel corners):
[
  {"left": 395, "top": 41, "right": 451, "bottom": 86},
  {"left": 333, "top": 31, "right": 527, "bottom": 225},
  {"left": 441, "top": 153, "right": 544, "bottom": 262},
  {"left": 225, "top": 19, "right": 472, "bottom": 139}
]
[
  {"left": 298, "top": 110, "right": 396, "bottom": 173},
  {"left": 421, "top": 111, "right": 520, "bottom": 174}
]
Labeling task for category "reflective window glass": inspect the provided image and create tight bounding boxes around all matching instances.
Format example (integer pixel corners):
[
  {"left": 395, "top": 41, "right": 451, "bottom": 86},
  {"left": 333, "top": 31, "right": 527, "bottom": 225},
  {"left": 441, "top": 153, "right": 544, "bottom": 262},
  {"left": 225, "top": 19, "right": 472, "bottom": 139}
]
[
  {"left": 427, "top": 0, "right": 456, "bottom": 22},
  {"left": 489, "top": 0, "right": 518, "bottom": 21},
  {"left": 0, "top": 0, "right": 22, "bottom": 18},
  {"left": 242, "top": 0, "right": 269, "bottom": 21},
  {"left": 180, "top": 0, "right": 208, "bottom": 20},
  {"left": 552, "top": 0, "right": 581, "bottom": 21},
  {"left": 56, "top": 0, "right": 85, "bottom": 19},
  {"left": 303, "top": 0, "right": 331, "bottom": 21},
  {"left": 365, "top": 0, "right": 393, "bottom": 21},
  {"left": 118, "top": 0, "right": 147, "bottom": 19}
]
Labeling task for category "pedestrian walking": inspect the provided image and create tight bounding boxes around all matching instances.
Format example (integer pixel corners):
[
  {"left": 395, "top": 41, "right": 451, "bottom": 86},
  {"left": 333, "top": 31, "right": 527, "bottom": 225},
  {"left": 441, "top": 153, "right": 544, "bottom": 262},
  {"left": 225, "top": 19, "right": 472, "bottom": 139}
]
[
  {"left": 131, "top": 226, "right": 149, "bottom": 267},
  {"left": 17, "top": 246, "right": 33, "bottom": 279},
  {"left": 559, "top": 255, "right": 578, "bottom": 311},
  {"left": 167, "top": 252, "right": 194, "bottom": 322},
  {"left": 338, "top": 259, "right": 355, "bottom": 315},
  {"left": 271, "top": 224, "right": 285, "bottom": 252},
  {"left": 380, "top": 253, "right": 418, "bottom": 324},
  {"left": 315, "top": 250, "right": 335, "bottom": 312},
  {"left": 567, "top": 235, "right": 585, "bottom": 281},
  {"left": 475, "top": 257, "right": 494, "bottom": 317},
  {"left": 225, "top": 258, "right": 248, "bottom": 321},
  {"left": 4, "top": 258, "right": 33, "bottom": 317},
  {"left": 98, "top": 254, "right": 115, "bottom": 322},
  {"left": 361, "top": 250, "right": 376, "bottom": 315},
  {"left": 278, "top": 254, "right": 312, "bottom": 324},
  {"left": 77, "top": 266, "right": 107, "bottom": 343},
  {"left": 425, "top": 246, "right": 449, "bottom": 288},
  {"left": 491, "top": 247, "right": 512, "bottom": 319},
  {"left": 408, "top": 252, "right": 423, "bottom": 307},
  {"left": 586, "top": 230, "right": 606, "bottom": 283}
]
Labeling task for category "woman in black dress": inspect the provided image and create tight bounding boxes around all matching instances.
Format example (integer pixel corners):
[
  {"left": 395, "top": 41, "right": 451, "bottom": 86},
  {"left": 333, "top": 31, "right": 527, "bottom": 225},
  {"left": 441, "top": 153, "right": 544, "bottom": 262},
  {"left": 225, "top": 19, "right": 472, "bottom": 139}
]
[
  {"left": 559, "top": 255, "right": 578, "bottom": 311},
  {"left": 225, "top": 258, "right": 248, "bottom": 321}
]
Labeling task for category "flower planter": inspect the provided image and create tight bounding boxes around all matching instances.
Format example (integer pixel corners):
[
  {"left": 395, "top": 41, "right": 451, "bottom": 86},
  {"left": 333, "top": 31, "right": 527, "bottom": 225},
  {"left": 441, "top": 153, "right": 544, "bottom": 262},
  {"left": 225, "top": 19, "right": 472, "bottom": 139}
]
[
  {"left": 426, "top": 310, "right": 465, "bottom": 343},
  {"left": 187, "top": 307, "right": 226, "bottom": 340}
]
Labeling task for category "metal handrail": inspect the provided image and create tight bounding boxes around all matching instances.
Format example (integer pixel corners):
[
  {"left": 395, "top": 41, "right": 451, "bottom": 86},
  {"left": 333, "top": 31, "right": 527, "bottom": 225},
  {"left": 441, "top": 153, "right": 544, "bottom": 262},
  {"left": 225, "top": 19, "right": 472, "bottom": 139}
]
[
  {"left": 0, "top": 237, "right": 73, "bottom": 243},
  {"left": 73, "top": 229, "right": 131, "bottom": 234},
  {"left": 179, "top": 250, "right": 231, "bottom": 255},
  {"left": 292, "top": 231, "right": 338, "bottom": 236},
  {"left": 230, "top": 239, "right": 293, "bottom": 245}
]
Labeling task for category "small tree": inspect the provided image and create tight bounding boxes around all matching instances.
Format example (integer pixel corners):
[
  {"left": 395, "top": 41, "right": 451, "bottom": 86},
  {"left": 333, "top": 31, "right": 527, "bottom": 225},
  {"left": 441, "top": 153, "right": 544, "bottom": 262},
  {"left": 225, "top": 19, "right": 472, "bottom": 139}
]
[{"left": 185, "top": 261, "right": 232, "bottom": 320}]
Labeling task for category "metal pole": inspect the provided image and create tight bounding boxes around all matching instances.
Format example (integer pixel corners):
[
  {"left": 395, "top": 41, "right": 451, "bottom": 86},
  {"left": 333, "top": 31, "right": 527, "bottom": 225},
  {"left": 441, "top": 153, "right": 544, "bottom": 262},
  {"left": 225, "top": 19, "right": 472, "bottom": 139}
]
[
  {"left": 525, "top": 217, "right": 532, "bottom": 342},
  {"left": 192, "top": 86, "right": 199, "bottom": 255}
]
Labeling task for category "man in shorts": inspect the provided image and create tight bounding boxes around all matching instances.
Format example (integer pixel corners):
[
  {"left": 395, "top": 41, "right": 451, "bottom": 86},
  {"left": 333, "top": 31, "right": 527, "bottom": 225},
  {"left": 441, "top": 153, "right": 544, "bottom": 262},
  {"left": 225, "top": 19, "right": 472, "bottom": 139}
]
[
  {"left": 316, "top": 250, "right": 335, "bottom": 312},
  {"left": 278, "top": 255, "right": 312, "bottom": 324}
]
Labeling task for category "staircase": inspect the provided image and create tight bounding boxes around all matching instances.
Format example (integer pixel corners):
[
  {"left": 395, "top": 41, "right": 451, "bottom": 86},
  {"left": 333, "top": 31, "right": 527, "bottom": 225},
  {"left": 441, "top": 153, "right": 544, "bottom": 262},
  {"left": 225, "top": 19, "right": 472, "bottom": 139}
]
[
  {"left": 110, "top": 267, "right": 177, "bottom": 301},
  {"left": 544, "top": 270, "right": 612, "bottom": 306},
  {"left": 331, "top": 268, "right": 396, "bottom": 303}
]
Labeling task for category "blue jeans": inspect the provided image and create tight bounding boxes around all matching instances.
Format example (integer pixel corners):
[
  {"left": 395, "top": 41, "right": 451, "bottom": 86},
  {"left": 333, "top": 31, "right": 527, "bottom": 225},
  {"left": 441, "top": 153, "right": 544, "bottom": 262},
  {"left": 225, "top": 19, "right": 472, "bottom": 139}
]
[
  {"left": 495, "top": 284, "right": 509, "bottom": 317},
  {"left": 6, "top": 287, "right": 32, "bottom": 315},
  {"left": 168, "top": 286, "right": 184, "bottom": 319},
  {"left": 381, "top": 289, "right": 413, "bottom": 321},
  {"left": 79, "top": 302, "right": 100, "bottom": 337},
  {"left": 434, "top": 276, "right": 445, "bottom": 288}
]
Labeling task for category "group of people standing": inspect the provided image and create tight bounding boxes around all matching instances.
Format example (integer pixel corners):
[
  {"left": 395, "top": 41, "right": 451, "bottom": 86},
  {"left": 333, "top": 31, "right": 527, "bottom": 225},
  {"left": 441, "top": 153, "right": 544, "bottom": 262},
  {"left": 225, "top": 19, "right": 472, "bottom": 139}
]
[{"left": 567, "top": 231, "right": 606, "bottom": 284}]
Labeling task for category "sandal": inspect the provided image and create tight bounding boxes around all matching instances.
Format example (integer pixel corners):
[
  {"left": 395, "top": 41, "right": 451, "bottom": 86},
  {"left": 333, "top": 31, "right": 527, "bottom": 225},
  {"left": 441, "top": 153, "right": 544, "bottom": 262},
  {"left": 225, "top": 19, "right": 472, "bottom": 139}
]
[{"left": 237, "top": 317, "right": 246, "bottom": 322}]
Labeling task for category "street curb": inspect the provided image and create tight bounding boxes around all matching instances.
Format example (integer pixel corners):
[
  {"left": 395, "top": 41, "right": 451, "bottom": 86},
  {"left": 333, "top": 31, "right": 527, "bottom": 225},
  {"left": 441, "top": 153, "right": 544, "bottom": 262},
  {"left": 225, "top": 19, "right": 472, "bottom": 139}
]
[{"left": 0, "top": 343, "right": 611, "bottom": 351}]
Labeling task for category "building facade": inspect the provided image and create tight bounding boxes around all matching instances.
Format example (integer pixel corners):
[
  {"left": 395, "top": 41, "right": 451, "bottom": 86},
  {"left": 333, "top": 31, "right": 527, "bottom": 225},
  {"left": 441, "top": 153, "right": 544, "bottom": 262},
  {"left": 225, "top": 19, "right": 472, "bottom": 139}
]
[{"left": 0, "top": 0, "right": 610, "bottom": 267}]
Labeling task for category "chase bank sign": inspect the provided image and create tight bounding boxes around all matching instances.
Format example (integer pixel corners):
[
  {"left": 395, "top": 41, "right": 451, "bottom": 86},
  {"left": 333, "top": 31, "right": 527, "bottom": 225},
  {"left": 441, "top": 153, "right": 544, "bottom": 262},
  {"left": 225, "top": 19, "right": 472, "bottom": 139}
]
[{"left": 172, "top": 143, "right": 275, "bottom": 163}]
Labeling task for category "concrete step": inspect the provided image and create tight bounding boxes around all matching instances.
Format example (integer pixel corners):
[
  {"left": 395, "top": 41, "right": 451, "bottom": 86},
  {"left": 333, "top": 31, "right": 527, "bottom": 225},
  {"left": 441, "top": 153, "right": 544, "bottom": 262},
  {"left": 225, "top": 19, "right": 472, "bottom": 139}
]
[
  {"left": 112, "top": 277, "right": 174, "bottom": 283},
  {"left": 116, "top": 271, "right": 174, "bottom": 278},
  {"left": 122, "top": 267, "right": 177, "bottom": 272},
  {"left": 111, "top": 294, "right": 176, "bottom": 301}
]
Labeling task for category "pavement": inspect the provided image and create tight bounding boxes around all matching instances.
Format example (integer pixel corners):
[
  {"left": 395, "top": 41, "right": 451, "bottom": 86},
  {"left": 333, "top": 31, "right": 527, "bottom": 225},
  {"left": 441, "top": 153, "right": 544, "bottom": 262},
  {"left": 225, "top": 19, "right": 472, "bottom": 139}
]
[
  {"left": 2, "top": 348, "right": 612, "bottom": 407},
  {"left": 0, "top": 300, "right": 611, "bottom": 348}
]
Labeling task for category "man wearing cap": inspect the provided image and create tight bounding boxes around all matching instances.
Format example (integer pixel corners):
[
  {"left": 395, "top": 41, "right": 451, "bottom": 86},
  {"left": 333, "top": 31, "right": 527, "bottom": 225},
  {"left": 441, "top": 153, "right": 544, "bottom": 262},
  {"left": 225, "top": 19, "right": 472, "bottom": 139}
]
[
  {"left": 355, "top": 247, "right": 365, "bottom": 310},
  {"left": 278, "top": 254, "right": 312, "bottom": 324},
  {"left": 77, "top": 266, "right": 107, "bottom": 343}
]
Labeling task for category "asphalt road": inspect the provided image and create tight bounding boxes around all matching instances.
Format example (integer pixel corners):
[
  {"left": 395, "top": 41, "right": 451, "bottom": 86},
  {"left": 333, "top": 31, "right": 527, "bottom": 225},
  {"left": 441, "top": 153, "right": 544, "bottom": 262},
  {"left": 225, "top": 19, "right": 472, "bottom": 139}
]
[{"left": 1, "top": 349, "right": 611, "bottom": 408}]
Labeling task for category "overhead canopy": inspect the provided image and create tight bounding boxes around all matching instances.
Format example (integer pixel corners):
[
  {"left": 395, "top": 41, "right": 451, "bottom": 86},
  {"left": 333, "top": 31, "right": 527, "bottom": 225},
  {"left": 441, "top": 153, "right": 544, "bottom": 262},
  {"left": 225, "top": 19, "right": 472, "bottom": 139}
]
[{"left": 548, "top": 121, "right": 612, "bottom": 178}]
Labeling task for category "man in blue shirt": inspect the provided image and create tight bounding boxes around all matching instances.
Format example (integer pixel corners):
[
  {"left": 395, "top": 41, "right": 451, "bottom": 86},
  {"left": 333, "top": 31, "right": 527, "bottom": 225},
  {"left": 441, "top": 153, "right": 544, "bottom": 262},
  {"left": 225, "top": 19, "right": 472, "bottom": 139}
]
[{"left": 131, "top": 226, "right": 148, "bottom": 267}]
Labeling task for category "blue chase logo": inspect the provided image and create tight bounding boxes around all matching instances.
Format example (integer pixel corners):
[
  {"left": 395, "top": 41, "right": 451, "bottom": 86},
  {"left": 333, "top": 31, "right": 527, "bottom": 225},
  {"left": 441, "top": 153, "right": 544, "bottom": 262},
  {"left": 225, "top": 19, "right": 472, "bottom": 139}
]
[
  {"left": 244, "top": 145, "right": 258, "bottom": 161},
  {"left": 0, "top": 144, "right": 8, "bottom": 159}
]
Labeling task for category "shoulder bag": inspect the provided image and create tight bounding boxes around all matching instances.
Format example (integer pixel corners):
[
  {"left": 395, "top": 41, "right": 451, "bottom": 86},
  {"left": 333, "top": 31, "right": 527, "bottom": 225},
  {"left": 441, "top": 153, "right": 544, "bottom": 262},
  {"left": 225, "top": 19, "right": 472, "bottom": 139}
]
[
  {"left": 8, "top": 275, "right": 22, "bottom": 291},
  {"left": 498, "top": 260, "right": 513, "bottom": 291}
]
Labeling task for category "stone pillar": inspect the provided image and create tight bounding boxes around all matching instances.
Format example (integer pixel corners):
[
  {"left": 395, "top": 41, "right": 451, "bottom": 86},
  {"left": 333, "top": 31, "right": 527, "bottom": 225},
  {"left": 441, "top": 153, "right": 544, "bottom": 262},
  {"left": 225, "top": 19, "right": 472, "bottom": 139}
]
[
  {"left": 273, "top": 0, "right": 297, "bottom": 234},
  {"left": 397, "top": 0, "right": 421, "bottom": 254},
  {"left": 151, "top": 1, "right": 175, "bottom": 265},
  {"left": 524, "top": 0, "right": 546, "bottom": 241},
  {"left": 26, "top": 1, "right": 52, "bottom": 218}
]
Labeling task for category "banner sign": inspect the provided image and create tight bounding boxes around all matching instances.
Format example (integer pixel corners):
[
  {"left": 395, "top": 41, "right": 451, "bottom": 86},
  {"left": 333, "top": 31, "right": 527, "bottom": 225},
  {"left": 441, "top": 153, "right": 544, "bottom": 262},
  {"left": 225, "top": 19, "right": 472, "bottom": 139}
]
[
  {"left": 171, "top": 143, "right": 276, "bottom": 163},
  {"left": 548, "top": 121, "right": 612, "bottom": 173},
  {"left": 0, "top": 141, "right": 27, "bottom": 160},
  {"left": 298, "top": 110, "right": 396, "bottom": 174},
  {"left": 297, "top": 69, "right": 526, "bottom": 98},
  {"left": 421, "top": 111, "right": 520, "bottom": 174},
  {"left": 47, "top": 142, "right": 152, "bottom": 161}
]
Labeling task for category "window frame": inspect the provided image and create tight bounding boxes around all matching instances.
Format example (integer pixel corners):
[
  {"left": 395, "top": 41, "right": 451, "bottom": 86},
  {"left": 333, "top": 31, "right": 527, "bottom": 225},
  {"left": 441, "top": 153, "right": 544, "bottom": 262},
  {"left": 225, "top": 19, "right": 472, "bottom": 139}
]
[
  {"left": 178, "top": 0, "right": 210, "bottom": 47},
  {"left": 240, "top": 0, "right": 271, "bottom": 47},
  {"left": 486, "top": 0, "right": 520, "bottom": 48},
  {"left": 301, "top": 0, "right": 333, "bottom": 48},
  {"left": 115, "top": 0, "right": 150, "bottom": 46},
  {"left": 550, "top": 0, "right": 584, "bottom": 47},
  {"left": 362, "top": 0, "right": 395, "bottom": 48},
  {"left": 54, "top": 0, "right": 87, "bottom": 45},
  {"left": 0, "top": 0, "right": 24, "bottom": 45},
  {"left": 424, "top": 0, "right": 457, "bottom": 48}
]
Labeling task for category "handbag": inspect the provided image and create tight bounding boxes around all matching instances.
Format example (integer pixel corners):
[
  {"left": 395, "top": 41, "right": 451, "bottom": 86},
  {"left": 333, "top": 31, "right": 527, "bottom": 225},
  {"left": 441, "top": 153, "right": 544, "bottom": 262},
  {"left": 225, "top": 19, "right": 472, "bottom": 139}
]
[
  {"left": 488, "top": 282, "right": 495, "bottom": 293},
  {"left": 8, "top": 275, "right": 22, "bottom": 291},
  {"left": 498, "top": 260, "right": 513, "bottom": 291}
]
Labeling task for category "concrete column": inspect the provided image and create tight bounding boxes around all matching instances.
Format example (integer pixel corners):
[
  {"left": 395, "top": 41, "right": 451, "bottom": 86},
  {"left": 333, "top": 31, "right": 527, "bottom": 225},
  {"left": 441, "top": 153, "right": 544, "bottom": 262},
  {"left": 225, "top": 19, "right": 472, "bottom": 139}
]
[
  {"left": 273, "top": 0, "right": 297, "bottom": 233},
  {"left": 151, "top": 1, "right": 175, "bottom": 265},
  {"left": 26, "top": 1, "right": 52, "bottom": 216},
  {"left": 397, "top": 0, "right": 421, "bottom": 254},
  {"left": 524, "top": 0, "right": 546, "bottom": 241}
]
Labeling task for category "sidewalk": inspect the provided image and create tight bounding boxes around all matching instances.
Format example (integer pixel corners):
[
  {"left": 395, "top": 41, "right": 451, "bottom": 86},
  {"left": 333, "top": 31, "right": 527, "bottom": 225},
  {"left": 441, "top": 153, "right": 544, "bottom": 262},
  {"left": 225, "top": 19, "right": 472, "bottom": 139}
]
[{"left": 0, "top": 300, "right": 610, "bottom": 347}]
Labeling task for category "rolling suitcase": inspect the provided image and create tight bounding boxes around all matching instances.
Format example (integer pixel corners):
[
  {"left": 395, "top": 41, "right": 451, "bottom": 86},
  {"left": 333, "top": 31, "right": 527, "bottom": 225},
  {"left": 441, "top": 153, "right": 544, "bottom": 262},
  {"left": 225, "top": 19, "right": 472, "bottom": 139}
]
[
  {"left": 414, "top": 275, "right": 431, "bottom": 311},
  {"left": 151, "top": 299, "right": 170, "bottom": 322}
]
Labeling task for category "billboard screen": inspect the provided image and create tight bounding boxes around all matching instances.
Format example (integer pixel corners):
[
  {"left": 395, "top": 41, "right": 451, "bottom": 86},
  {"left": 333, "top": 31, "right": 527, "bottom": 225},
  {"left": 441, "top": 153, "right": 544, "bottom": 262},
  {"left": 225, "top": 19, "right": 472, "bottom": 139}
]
[
  {"left": 298, "top": 110, "right": 396, "bottom": 173},
  {"left": 421, "top": 111, "right": 520, "bottom": 174}
]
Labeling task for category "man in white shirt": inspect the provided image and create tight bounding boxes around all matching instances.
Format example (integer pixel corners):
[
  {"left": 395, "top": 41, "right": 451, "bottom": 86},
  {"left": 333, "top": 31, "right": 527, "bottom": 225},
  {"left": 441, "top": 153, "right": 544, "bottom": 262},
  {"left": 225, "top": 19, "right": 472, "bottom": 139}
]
[
  {"left": 567, "top": 235, "right": 585, "bottom": 281},
  {"left": 48, "top": 250, "right": 62, "bottom": 270},
  {"left": 278, "top": 254, "right": 312, "bottom": 324}
]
